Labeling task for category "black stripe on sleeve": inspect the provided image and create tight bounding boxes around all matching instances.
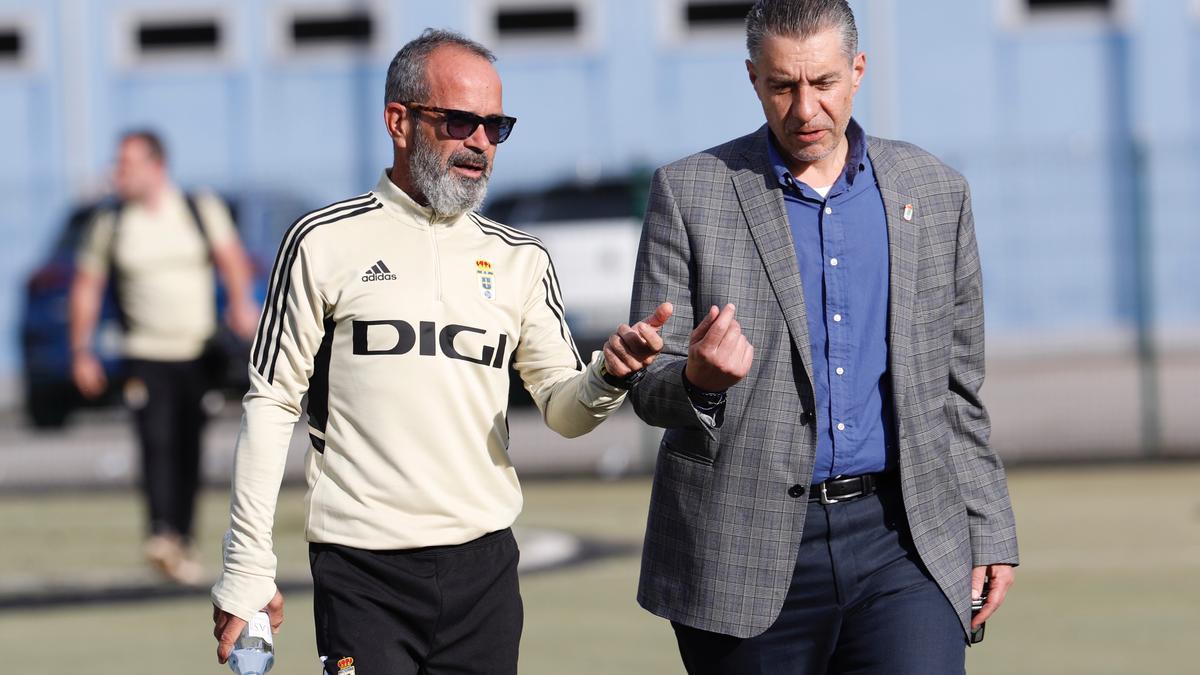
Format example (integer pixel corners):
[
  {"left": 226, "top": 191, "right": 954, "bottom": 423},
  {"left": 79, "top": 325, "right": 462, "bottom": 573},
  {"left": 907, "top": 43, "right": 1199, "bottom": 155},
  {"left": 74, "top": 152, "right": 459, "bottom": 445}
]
[
  {"left": 263, "top": 201, "right": 382, "bottom": 381},
  {"left": 470, "top": 212, "right": 543, "bottom": 243},
  {"left": 255, "top": 198, "right": 382, "bottom": 380},
  {"left": 542, "top": 273, "right": 583, "bottom": 371},
  {"left": 252, "top": 194, "right": 375, "bottom": 368},
  {"left": 470, "top": 214, "right": 583, "bottom": 371}
]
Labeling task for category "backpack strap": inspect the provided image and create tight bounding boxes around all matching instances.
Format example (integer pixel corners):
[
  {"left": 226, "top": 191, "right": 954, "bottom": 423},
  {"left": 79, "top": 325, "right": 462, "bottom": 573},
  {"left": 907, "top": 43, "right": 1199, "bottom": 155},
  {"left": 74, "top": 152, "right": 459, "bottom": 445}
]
[
  {"left": 103, "top": 200, "right": 129, "bottom": 330},
  {"left": 182, "top": 192, "right": 217, "bottom": 260},
  {"left": 103, "top": 192, "right": 217, "bottom": 331},
  {"left": 106, "top": 192, "right": 213, "bottom": 259}
]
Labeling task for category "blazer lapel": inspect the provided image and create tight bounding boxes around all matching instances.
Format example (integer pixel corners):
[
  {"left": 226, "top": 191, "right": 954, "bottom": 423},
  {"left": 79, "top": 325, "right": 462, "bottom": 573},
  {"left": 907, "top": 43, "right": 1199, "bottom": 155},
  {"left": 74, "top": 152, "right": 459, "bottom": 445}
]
[
  {"left": 868, "top": 137, "right": 919, "bottom": 422},
  {"left": 732, "top": 140, "right": 815, "bottom": 390}
]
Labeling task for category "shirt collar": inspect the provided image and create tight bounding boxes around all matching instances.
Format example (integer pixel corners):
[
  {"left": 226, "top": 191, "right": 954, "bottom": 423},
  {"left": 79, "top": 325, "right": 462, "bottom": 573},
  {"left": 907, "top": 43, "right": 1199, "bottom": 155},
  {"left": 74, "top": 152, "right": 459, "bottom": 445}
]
[
  {"left": 373, "top": 169, "right": 452, "bottom": 225},
  {"left": 125, "top": 183, "right": 184, "bottom": 215},
  {"left": 766, "top": 118, "right": 870, "bottom": 192}
]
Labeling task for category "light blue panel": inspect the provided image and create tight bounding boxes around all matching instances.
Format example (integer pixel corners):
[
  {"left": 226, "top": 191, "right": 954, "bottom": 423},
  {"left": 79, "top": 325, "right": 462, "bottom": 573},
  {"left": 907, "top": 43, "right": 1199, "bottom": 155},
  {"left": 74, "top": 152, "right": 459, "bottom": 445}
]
[
  {"left": 258, "top": 71, "right": 375, "bottom": 201},
  {"left": 971, "top": 26, "right": 1126, "bottom": 334},
  {"left": 399, "top": 0, "right": 470, "bottom": 35},
  {"left": 109, "top": 76, "right": 234, "bottom": 188},
  {"left": 888, "top": 0, "right": 999, "bottom": 152},
  {"left": 352, "top": 64, "right": 393, "bottom": 190},
  {"left": 599, "top": 0, "right": 658, "bottom": 170},
  {"left": 0, "top": 82, "right": 45, "bottom": 374},
  {"left": 87, "top": 0, "right": 122, "bottom": 178},
  {"left": 654, "top": 53, "right": 765, "bottom": 162},
  {"left": 488, "top": 57, "right": 606, "bottom": 190},
  {"left": 224, "top": 1, "right": 263, "bottom": 189},
  {"left": 1003, "top": 32, "right": 1115, "bottom": 141},
  {"left": 1130, "top": 1, "right": 1198, "bottom": 330},
  {"left": 1147, "top": 141, "right": 1200, "bottom": 327},
  {"left": 981, "top": 144, "right": 1119, "bottom": 332},
  {"left": 1127, "top": 0, "right": 1192, "bottom": 139},
  {"left": 1168, "top": 23, "right": 1200, "bottom": 325},
  {"left": 0, "top": 87, "right": 33, "bottom": 180}
]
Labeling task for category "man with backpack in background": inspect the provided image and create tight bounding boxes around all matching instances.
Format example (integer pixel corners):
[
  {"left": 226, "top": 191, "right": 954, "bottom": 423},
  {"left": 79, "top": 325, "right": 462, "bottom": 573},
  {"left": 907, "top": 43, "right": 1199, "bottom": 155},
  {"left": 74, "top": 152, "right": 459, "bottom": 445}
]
[{"left": 68, "top": 129, "right": 259, "bottom": 584}]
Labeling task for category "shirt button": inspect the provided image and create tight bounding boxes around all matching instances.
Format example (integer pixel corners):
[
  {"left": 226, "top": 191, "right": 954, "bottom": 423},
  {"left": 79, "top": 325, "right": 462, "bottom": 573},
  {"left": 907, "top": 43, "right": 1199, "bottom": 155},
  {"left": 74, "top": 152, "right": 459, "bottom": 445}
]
[
  {"left": 830, "top": 257, "right": 838, "bottom": 266},
  {"left": 833, "top": 314, "right": 842, "bottom": 322},
  {"left": 824, "top": 206, "right": 833, "bottom": 215},
  {"left": 837, "top": 422, "right": 846, "bottom": 431},
  {"left": 835, "top": 367, "right": 844, "bottom": 375},
  {"left": 788, "top": 484, "right": 806, "bottom": 498}
]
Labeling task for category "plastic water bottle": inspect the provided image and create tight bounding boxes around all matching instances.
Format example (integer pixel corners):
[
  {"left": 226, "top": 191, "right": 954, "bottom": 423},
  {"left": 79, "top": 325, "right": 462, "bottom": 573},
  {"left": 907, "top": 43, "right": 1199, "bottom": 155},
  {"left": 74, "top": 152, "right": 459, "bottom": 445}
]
[{"left": 228, "top": 611, "right": 274, "bottom": 675}]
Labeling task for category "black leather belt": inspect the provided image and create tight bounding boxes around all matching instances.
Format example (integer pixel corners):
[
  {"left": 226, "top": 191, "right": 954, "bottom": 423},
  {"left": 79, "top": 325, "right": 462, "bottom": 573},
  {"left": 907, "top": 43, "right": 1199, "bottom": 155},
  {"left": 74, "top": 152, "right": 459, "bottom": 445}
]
[{"left": 809, "top": 473, "right": 888, "bottom": 505}]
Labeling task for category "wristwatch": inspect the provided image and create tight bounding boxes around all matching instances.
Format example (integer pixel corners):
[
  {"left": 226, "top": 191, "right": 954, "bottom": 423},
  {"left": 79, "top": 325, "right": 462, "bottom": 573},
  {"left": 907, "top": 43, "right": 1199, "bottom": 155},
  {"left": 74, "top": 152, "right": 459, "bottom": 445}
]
[{"left": 599, "top": 360, "right": 646, "bottom": 390}]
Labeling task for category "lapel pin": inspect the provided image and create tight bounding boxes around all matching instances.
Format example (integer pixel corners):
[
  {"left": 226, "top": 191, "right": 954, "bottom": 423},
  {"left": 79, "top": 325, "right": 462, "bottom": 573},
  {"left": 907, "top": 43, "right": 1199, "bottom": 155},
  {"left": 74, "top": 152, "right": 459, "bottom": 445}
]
[{"left": 903, "top": 203, "right": 914, "bottom": 221}]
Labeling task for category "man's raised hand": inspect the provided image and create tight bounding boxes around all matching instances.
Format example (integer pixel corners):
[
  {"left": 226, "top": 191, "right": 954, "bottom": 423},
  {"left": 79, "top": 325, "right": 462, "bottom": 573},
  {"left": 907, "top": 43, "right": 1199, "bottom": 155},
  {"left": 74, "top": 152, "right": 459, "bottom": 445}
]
[
  {"left": 603, "top": 302, "right": 674, "bottom": 377},
  {"left": 684, "top": 304, "right": 754, "bottom": 392}
]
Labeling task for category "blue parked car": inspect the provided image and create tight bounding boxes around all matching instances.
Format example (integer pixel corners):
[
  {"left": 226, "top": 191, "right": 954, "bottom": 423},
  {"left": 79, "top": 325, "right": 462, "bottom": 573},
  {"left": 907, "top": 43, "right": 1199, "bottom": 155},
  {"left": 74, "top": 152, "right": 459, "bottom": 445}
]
[{"left": 19, "top": 192, "right": 312, "bottom": 428}]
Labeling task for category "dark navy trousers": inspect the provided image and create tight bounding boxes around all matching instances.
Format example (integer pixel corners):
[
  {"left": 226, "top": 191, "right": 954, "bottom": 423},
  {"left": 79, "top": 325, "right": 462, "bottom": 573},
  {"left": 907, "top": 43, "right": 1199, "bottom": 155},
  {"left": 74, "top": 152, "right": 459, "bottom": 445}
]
[{"left": 673, "top": 480, "right": 966, "bottom": 675}]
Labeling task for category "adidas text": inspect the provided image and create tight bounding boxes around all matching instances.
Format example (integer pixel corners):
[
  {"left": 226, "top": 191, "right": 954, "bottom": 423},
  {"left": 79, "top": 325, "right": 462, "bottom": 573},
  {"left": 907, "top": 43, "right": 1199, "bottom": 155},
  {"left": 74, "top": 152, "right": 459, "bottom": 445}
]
[{"left": 362, "top": 273, "right": 397, "bottom": 282}]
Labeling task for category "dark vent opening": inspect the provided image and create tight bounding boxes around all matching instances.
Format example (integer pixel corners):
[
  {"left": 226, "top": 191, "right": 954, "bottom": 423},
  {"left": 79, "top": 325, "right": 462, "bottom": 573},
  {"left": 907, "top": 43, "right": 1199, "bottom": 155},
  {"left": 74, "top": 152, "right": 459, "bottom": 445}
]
[
  {"left": 686, "top": 2, "right": 753, "bottom": 27},
  {"left": 496, "top": 7, "right": 578, "bottom": 36},
  {"left": 292, "top": 12, "right": 373, "bottom": 46},
  {"left": 1027, "top": 0, "right": 1111, "bottom": 11},
  {"left": 0, "top": 29, "right": 20, "bottom": 60},
  {"left": 138, "top": 20, "right": 220, "bottom": 52}
]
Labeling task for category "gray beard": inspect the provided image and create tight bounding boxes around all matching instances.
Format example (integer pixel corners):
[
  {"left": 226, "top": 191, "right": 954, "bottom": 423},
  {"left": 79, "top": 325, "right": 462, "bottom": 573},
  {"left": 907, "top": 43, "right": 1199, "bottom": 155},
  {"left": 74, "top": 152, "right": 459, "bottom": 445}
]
[{"left": 409, "top": 133, "right": 490, "bottom": 219}]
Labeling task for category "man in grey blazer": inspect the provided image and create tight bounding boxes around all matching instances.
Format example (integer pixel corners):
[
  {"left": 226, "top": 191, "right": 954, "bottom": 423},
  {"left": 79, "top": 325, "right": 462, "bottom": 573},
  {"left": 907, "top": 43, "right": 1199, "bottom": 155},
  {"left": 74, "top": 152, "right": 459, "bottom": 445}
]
[{"left": 624, "top": 1, "right": 1018, "bottom": 672}]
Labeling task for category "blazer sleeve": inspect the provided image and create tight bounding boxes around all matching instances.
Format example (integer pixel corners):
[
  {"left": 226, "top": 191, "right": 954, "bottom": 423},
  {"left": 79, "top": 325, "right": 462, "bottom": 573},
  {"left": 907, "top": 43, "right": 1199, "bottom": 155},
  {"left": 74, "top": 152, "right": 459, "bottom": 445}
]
[
  {"left": 944, "top": 181, "right": 1020, "bottom": 567},
  {"left": 627, "top": 167, "right": 721, "bottom": 436}
]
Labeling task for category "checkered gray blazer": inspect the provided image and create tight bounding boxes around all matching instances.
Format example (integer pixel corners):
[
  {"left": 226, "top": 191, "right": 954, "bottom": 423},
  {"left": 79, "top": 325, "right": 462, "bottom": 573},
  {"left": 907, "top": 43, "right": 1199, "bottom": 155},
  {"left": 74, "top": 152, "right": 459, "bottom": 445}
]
[{"left": 628, "top": 126, "right": 1019, "bottom": 639}]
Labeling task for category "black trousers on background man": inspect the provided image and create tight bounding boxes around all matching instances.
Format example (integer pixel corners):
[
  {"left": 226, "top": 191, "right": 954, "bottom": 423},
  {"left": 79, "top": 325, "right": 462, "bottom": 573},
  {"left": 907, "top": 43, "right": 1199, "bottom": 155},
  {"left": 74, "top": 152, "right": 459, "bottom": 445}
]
[
  {"left": 125, "top": 358, "right": 208, "bottom": 542},
  {"left": 673, "top": 479, "right": 967, "bottom": 675},
  {"left": 311, "top": 529, "right": 523, "bottom": 675}
]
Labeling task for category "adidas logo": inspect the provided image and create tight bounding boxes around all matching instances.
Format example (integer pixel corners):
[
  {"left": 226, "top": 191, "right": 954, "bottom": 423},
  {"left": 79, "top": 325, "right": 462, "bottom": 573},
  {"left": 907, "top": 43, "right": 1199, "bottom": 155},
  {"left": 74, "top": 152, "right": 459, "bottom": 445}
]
[{"left": 362, "top": 259, "right": 397, "bottom": 282}]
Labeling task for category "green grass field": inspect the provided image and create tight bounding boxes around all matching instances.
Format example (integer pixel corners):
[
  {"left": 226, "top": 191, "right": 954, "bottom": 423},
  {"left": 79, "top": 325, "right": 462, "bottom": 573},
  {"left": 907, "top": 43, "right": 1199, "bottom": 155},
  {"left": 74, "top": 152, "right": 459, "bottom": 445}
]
[{"left": 1, "top": 463, "right": 1196, "bottom": 674}]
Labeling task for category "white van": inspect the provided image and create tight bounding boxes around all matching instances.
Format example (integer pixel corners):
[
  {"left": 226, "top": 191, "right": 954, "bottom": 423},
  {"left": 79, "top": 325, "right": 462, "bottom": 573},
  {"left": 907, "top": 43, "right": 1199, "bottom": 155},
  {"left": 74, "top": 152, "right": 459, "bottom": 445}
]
[{"left": 484, "top": 178, "right": 649, "bottom": 358}]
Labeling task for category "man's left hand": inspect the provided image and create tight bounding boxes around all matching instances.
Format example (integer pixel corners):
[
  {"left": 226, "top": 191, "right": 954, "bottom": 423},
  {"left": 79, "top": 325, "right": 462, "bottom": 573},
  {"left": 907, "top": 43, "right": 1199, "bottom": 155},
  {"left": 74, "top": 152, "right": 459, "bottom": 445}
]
[
  {"left": 224, "top": 299, "right": 260, "bottom": 341},
  {"left": 971, "top": 564, "right": 1015, "bottom": 628},
  {"left": 603, "top": 302, "right": 673, "bottom": 377}
]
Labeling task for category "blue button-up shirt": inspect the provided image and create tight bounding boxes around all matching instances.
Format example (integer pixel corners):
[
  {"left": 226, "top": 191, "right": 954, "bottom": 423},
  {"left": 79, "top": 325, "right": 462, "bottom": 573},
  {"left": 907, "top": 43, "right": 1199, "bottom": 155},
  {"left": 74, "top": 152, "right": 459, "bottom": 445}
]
[{"left": 766, "top": 119, "right": 895, "bottom": 483}]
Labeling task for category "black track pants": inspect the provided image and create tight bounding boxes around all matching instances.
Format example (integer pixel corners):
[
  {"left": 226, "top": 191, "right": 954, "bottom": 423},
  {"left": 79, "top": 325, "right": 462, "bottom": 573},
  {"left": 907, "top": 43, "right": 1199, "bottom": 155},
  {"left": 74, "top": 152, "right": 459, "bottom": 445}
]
[
  {"left": 125, "top": 357, "right": 207, "bottom": 542},
  {"left": 311, "top": 529, "right": 523, "bottom": 675}
]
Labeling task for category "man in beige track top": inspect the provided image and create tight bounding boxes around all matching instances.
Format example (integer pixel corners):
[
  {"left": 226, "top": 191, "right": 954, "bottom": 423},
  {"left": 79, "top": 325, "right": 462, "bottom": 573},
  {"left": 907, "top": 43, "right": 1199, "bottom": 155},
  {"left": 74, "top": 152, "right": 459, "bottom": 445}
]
[{"left": 210, "top": 29, "right": 671, "bottom": 675}]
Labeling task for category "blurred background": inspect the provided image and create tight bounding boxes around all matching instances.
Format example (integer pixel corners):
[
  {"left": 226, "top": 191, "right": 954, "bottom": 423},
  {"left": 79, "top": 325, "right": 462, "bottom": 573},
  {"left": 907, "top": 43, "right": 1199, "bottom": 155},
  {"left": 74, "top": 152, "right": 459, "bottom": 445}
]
[{"left": 0, "top": 0, "right": 1196, "bottom": 673}]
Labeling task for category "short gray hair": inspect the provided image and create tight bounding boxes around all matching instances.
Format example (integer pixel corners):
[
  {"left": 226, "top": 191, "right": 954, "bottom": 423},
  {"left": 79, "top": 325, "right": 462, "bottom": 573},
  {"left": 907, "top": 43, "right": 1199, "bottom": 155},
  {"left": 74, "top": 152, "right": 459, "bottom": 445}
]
[
  {"left": 745, "top": 0, "right": 858, "bottom": 64},
  {"left": 384, "top": 28, "right": 496, "bottom": 105}
]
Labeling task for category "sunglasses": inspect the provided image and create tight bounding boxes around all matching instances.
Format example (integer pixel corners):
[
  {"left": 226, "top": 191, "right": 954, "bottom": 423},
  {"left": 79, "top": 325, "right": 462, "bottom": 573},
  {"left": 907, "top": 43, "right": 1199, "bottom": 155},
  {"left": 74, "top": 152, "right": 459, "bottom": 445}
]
[{"left": 403, "top": 103, "right": 517, "bottom": 144}]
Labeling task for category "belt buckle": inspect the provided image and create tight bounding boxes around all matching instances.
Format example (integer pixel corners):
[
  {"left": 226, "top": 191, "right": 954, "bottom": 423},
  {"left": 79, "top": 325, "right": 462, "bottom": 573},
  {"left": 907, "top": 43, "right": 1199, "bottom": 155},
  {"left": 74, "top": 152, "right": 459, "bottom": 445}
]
[
  {"left": 819, "top": 482, "right": 839, "bottom": 505},
  {"left": 819, "top": 478, "right": 865, "bottom": 505}
]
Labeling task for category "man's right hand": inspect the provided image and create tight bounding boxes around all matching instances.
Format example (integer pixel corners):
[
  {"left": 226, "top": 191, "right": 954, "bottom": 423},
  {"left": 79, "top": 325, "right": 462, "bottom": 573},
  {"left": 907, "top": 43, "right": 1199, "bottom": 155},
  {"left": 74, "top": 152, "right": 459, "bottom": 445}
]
[
  {"left": 685, "top": 304, "right": 754, "bottom": 392},
  {"left": 213, "top": 590, "right": 285, "bottom": 664},
  {"left": 71, "top": 352, "right": 107, "bottom": 399}
]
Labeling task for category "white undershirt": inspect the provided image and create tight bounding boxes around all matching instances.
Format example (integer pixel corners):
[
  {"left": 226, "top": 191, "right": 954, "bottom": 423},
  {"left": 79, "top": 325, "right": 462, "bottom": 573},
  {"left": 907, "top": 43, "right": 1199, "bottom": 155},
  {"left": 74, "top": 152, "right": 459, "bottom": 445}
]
[{"left": 812, "top": 184, "right": 833, "bottom": 198}]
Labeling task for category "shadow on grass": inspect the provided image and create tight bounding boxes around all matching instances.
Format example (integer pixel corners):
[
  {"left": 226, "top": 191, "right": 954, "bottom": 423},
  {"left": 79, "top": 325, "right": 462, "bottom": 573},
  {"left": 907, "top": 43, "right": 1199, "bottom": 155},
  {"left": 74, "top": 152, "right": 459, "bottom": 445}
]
[{"left": 0, "top": 535, "right": 636, "bottom": 612}]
